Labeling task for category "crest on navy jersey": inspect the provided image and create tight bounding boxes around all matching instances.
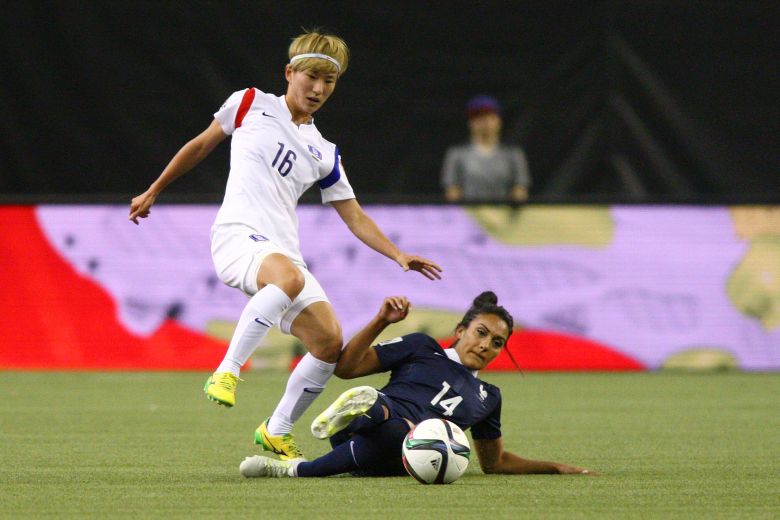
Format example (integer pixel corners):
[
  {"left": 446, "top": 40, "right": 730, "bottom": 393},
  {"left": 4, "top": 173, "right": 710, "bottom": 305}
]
[
  {"left": 378, "top": 337, "right": 403, "bottom": 346},
  {"left": 308, "top": 145, "right": 322, "bottom": 161}
]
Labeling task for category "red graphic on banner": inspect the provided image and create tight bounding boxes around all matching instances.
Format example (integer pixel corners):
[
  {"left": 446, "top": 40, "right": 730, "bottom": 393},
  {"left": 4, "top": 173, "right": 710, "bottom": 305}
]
[
  {"left": 0, "top": 206, "right": 227, "bottom": 370},
  {"left": 439, "top": 332, "right": 645, "bottom": 372},
  {"left": 504, "top": 329, "right": 645, "bottom": 371}
]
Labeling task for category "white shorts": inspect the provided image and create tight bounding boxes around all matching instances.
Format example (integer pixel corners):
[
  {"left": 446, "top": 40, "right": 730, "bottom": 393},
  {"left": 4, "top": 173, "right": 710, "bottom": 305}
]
[{"left": 210, "top": 223, "right": 329, "bottom": 334}]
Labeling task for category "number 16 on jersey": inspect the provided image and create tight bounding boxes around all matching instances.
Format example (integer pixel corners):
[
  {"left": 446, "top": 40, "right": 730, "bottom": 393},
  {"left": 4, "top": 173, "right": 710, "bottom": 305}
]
[{"left": 271, "top": 142, "right": 297, "bottom": 177}]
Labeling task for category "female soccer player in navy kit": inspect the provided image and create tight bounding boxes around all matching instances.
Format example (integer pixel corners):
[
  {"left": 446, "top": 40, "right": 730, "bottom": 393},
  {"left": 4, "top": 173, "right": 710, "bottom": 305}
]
[
  {"left": 240, "top": 292, "right": 595, "bottom": 478},
  {"left": 128, "top": 31, "right": 441, "bottom": 461}
]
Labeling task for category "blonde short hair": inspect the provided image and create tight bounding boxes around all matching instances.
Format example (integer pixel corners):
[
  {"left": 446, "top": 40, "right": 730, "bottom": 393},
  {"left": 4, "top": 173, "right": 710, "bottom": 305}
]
[{"left": 288, "top": 30, "right": 350, "bottom": 76}]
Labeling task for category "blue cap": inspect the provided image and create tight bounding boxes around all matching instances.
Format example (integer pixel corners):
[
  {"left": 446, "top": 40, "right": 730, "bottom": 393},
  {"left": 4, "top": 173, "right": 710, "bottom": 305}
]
[{"left": 466, "top": 95, "right": 500, "bottom": 118}]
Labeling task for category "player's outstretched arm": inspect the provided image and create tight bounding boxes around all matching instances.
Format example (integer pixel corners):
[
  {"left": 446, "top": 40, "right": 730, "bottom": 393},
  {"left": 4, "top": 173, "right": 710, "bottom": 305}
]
[
  {"left": 334, "top": 296, "right": 410, "bottom": 379},
  {"left": 129, "top": 119, "right": 227, "bottom": 224},
  {"left": 330, "top": 199, "right": 442, "bottom": 280},
  {"left": 473, "top": 437, "right": 598, "bottom": 475}
]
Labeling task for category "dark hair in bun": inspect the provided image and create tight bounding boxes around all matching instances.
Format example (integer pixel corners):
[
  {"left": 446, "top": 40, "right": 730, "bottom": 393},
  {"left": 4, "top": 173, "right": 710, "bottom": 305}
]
[
  {"left": 457, "top": 291, "right": 514, "bottom": 335},
  {"left": 473, "top": 291, "right": 498, "bottom": 307}
]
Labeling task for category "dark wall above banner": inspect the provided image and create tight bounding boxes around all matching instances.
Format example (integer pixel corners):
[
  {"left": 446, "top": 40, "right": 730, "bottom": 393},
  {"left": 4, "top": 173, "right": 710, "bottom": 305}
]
[{"left": 1, "top": 1, "right": 778, "bottom": 200}]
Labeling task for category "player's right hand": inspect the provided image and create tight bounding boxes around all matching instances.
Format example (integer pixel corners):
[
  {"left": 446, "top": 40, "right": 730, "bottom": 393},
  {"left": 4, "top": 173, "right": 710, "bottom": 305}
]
[
  {"left": 129, "top": 190, "right": 157, "bottom": 225},
  {"left": 378, "top": 296, "right": 411, "bottom": 324}
]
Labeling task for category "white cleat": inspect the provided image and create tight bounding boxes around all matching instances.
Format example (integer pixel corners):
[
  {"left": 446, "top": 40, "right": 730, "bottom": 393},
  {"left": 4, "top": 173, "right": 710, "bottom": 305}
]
[
  {"left": 310, "top": 386, "right": 378, "bottom": 440},
  {"left": 239, "top": 455, "right": 299, "bottom": 478}
]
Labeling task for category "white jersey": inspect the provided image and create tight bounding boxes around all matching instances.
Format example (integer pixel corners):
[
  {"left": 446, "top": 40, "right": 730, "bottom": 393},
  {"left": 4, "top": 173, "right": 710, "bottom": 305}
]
[{"left": 212, "top": 88, "right": 355, "bottom": 265}]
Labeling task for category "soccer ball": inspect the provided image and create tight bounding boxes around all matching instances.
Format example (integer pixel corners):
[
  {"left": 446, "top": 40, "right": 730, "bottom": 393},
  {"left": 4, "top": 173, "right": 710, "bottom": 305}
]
[{"left": 401, "top": 418, "right": 471, "bottom": 484}]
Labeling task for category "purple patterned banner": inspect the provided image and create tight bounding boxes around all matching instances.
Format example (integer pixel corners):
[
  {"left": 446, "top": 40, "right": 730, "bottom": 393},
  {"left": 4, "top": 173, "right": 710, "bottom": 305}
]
[{"left": 35, "top": 204, "right": 780, "bottom": 370}]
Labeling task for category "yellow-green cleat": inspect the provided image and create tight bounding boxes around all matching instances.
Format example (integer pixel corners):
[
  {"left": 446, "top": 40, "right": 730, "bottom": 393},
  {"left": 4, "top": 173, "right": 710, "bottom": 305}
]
[
  {"left": 310, "top": 386, "right": 378, "bottom": 439},
  {"left": 203, "top": 372, "right": 240, "bottom": 407},
  {"left": 254, "top": 418, "right": 305, "bottom": 461}
]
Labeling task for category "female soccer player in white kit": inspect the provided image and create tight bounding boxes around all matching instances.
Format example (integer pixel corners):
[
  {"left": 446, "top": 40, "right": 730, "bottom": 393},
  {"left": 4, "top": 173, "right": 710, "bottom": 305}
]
[{"left": 128, "top": 31, "right": 442, "bottom": 461}]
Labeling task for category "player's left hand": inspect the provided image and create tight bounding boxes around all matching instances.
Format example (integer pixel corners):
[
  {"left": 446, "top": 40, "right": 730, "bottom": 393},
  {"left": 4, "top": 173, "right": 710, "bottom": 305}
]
[
  {"left": 397, "top": 253, "right": 442, "bottom": 280},
  {"left": 557, "top": 463, "right": 601, "bottom": 476}
]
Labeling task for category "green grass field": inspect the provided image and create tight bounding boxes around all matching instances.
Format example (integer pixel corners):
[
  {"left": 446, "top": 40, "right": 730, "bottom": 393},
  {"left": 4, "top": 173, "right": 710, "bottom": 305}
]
[{"left": 2, "top": 371, "right": 779, "bottom": 519}]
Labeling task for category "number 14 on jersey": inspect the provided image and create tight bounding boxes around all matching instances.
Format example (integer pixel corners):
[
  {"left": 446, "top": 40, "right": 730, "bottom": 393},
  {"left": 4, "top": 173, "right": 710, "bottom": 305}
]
[{"left": 430, "top": 381, "right": 463, "bottom": 417}]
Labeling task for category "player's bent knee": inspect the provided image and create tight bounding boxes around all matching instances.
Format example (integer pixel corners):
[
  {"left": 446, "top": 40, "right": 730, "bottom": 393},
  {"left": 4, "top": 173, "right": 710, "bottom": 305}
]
[
  {"left": 258, "top": 257, "right": 305, "bottom": 299},
  {"left": 307, "top": 328, "right": 343, "bottom": 363},
  {"left": 275, "top": 267, "right": 304, "bottom": 298},
  {"left": 315, "top": 338, "right": 343, "bottom": 363},
  {"left": 284, "top": 268, "right": 306, "bottom": 296}
]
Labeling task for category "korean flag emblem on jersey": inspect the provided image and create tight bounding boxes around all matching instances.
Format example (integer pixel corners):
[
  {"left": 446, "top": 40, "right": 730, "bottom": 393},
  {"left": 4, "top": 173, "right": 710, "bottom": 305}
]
[{"left": 308, "top": 145, "right": 322, "bottom": 161}]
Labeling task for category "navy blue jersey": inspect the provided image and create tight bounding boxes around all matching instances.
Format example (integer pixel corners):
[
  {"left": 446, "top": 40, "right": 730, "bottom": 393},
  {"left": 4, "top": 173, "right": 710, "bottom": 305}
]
[{"left": 374, "top": 333, "right": 502, "bottom": 440}]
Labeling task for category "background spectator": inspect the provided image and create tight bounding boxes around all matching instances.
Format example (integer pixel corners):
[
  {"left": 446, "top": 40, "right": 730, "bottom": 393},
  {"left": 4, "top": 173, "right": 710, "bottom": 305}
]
[{"left": 441, "top": 95, "right": 531, "bottom": 202}]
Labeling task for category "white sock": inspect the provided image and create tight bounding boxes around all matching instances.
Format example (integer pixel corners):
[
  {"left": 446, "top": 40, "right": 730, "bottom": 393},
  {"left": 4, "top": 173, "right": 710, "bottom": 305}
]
[
  {"left": 216, "top": 284, "right": 292, "bottom": 376},
  {"left": 267, "top": 353, "right": 336, "bottom": 435}
]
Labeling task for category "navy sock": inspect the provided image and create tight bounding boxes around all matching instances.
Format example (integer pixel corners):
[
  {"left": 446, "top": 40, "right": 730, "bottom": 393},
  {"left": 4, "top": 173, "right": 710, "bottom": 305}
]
[
  {"left": 363, "top": 395, "right": 390, "bottom": 423},
  {"left": 296, "top": 439, "right": 359, "bottom": 477}
]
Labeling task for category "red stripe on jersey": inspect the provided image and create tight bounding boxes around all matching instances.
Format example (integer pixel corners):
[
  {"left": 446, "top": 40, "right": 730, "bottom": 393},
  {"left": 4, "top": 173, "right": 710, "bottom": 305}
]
[{"left": 234, "top": 88, "right": 256, "bottom": 128}]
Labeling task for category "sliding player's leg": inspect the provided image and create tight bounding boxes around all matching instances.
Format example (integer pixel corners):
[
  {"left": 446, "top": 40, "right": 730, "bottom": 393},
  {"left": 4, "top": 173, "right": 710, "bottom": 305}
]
[{"left": 241, "top": 418, "right": 410, "bottom": 478}]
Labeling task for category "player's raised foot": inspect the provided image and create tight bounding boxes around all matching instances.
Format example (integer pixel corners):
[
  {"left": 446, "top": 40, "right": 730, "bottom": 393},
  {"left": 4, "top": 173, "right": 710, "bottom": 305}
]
[
  {"left": 254, "top": 419, "right": 305, "bottom": 461},
  {"left": 239, "top": 455, "right": 300, "bottom": 478},
  {"left": 203, "top": 372, "right": 240, "bottom": 407},
  {"left": 310, "top": 385, "right": 378, "bottom": 440}
]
